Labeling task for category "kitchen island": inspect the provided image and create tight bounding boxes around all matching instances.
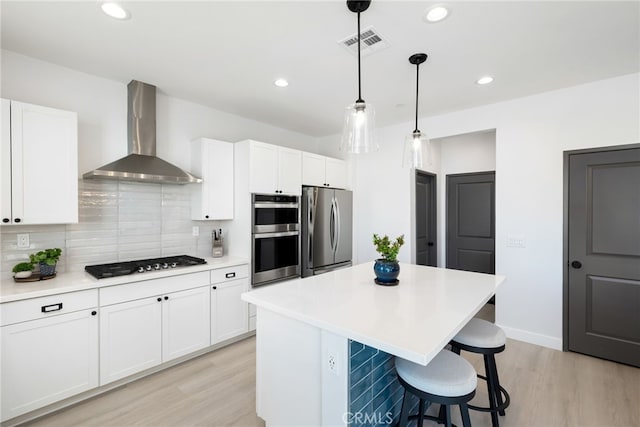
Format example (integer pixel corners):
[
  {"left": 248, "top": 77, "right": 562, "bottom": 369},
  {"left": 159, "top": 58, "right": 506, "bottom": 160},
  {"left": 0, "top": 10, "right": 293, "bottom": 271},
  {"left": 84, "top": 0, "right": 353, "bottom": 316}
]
[{"left": 241, "top": 262, "right": 505, "bottom": 426}]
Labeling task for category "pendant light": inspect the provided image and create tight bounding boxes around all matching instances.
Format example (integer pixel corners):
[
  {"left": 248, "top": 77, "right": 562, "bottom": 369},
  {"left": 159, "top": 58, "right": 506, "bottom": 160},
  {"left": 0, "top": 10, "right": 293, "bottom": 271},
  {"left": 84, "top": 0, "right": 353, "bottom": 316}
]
[
  {"left": 341, "top": 0, "right": 377, "bottom": 154},
  {"left": 403, "top": 53, "right": 431, "bottom": 169}
]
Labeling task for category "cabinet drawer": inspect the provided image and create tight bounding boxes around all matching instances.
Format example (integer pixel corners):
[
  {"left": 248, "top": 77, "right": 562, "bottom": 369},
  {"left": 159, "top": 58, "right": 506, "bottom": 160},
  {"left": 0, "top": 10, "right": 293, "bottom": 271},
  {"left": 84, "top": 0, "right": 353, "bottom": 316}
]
[
  {"left": 211, "top": 264, "right": 249, "bottom": 284},
  {"left": 100, "top": 271, "right": 210, "bottom": 306},
  {"left": 1, "top": 289, "right": 98, "bottom": 326}
]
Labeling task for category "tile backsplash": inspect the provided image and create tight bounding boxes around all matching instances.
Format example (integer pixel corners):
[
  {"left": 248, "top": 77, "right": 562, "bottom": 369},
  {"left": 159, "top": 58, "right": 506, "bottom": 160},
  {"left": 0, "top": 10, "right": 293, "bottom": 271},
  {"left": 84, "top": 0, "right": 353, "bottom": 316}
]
[{"left": 0, "top": 180, "right": 228, "bottom": 279}]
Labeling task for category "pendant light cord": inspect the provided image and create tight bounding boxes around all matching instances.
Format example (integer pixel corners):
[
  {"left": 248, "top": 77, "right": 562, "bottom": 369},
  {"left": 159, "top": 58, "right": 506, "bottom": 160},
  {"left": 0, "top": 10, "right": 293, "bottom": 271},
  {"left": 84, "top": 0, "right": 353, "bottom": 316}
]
[
  {"left": 414, "top": 62, "right": 420, "bottom": 133},
  {"left": 357, "top": 11, "right": 364, "bottom": 103}
]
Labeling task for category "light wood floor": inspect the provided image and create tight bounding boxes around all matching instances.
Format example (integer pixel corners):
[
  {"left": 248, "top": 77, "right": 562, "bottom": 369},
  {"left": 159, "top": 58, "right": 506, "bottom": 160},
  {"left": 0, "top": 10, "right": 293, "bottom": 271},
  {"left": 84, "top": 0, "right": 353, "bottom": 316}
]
[{"left": 24, "top": 307, "right": 639, "bottom": 427}]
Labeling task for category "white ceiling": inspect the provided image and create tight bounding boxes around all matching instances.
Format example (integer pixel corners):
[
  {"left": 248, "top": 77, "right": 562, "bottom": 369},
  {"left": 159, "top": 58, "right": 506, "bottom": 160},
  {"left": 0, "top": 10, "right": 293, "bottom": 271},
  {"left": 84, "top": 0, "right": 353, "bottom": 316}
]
[{"left": 2, "top": 1, "right": 638, "bottom": 137}]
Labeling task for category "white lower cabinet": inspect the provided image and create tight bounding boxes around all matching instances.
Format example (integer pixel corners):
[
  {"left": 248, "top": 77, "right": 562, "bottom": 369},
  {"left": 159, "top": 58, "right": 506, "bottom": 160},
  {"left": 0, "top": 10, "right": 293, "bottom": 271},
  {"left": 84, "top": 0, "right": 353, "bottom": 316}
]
[
  {"left": 100, "top": 285, "right": 211, "bottom": 385},
  {"left": 99, "top": 297, "right": 163, "bottom": 385},
  {"left": 211, "top": 278, "right": 249, "bottom": 344},
  {"left": 163, "top": 286, "right": 211, "bottom": 361},
  {"left": 210, "top": 264, "right": 250, "bottom": 344},
  {"left": 1, "top": 308, "right": 98, "bottom": 421}
]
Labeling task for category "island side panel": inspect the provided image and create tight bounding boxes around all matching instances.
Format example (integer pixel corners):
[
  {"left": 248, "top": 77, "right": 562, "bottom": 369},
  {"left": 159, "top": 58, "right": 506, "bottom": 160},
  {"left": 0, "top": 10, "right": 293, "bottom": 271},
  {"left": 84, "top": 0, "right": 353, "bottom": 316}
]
[{"left": 256, "top": 308, "right": 323, "bottom": 425}]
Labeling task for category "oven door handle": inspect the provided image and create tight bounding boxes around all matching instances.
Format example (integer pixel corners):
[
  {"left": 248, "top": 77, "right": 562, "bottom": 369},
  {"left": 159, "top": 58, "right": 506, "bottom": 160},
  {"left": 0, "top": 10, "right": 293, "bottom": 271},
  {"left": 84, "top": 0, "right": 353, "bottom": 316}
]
[
  {"left": 254, "top": 231, "right": 299, "bottom": 239},
  {"left": 253, "top": 203, "right": 299, "bottom": 209}
]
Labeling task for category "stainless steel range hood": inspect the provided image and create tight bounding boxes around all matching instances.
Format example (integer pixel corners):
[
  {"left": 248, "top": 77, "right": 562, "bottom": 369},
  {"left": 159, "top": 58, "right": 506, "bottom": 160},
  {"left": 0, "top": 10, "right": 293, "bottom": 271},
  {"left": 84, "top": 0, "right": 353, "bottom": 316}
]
[{"left": 83, "top": 80, "right": 202, "bottom": 184}]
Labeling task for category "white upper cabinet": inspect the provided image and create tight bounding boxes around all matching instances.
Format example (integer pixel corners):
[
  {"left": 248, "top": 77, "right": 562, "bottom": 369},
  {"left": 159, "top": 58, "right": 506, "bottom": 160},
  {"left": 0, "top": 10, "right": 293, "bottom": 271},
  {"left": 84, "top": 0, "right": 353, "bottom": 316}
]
[
  {"left": 302, "top": 152, "right": 348, "bottom": 189},
  {"left": 248, "top": 140, "right": 301, "bottom": 195},
  {"left": 191, "top": 138, "right": 234, "bottom": 220},
  {"left": 1, "top": 99, "right": 78, "bottom": 225}
]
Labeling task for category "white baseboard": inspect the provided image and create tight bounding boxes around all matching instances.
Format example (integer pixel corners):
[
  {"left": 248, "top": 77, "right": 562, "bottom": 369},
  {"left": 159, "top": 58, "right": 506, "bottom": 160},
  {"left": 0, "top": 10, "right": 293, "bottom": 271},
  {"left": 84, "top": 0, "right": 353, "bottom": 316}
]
[{"left": 498, "top": 324, "right": 563, "bottom": 351}]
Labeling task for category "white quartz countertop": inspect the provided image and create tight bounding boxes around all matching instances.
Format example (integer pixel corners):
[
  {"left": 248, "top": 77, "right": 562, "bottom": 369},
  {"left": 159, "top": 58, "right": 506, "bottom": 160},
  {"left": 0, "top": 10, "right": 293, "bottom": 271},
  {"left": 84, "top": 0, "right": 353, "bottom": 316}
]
[
  {"left": 0, "top": 256, "right": 248, "bottom": 303},
  {"left": 242, "top": 262, "right": 505, "bottom": 366}
]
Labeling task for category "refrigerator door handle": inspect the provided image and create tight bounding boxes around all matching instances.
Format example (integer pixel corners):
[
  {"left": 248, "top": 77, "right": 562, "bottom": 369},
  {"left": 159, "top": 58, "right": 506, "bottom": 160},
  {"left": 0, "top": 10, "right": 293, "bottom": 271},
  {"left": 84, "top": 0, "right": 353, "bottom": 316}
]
[
  {"left": 334, "top": 196, "right": 341, "bottom": 255},
  {"left": 329, "top": 198, "right": 335, "bottom": 251},
  {"left": 307, "top": 189, "right": 315, "bottom": 268}
]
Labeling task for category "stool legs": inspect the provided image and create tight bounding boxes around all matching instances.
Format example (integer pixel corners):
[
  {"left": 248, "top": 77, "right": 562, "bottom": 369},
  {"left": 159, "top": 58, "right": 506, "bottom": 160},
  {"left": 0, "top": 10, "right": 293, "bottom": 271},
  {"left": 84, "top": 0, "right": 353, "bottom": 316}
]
[
  {"left": 488, "top": 355, "right": 506, "bottom": 416},
  {"left": 483, "top": 355, "right": 499, "bottom": 427},
  {"left": 398, "top": 389, "right": 410, "bottom": 427}
]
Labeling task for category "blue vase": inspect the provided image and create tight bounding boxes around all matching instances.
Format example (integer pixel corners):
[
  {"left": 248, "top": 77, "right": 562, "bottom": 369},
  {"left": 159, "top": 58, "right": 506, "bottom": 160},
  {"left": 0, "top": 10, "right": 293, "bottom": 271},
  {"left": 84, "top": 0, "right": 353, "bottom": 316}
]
[
  {"left": 39, "top": 262, "right": 56, "bottom": 277},
  {"left": 373, "top": 259, "right": 400, "bottom": 284}
]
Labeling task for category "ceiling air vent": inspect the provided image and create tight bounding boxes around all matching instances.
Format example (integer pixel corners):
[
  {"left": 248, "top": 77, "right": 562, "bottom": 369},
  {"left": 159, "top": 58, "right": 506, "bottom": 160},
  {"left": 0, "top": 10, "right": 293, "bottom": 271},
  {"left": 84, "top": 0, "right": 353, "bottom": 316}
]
[{"left": 338, "top": 26, "right": 389, "bottom": 57}]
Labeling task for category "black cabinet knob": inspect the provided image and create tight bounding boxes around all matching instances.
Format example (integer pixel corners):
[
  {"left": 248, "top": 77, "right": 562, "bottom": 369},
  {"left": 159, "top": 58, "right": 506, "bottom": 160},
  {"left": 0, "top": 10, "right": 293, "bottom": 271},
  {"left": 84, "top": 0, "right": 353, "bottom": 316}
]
[
  {"left": 164, "top": 296, "right": 169, "bottom": 301},
  {"left": 212, "top": 286, "right": 217, "bottom": 290},
  {"left": 571, "top": 260, "right": 582, "bottom": 269},
  {"left": 14, "top": 218, "right": 21, "bottom": 223},
  {"left": 205, "top": 215, "right": 209, "bottom": 219},
  {"left": 157, "top": 297, "right": 162, "bottom": 302},
  {"left": 2, "top": 218, "right": 9, "bottom": 223},
  {"left": 427, "top": 242, "right": 434, "bottom": 247},
  {"left": 91, "top": 310, "right": 97, "bottom": 316}
]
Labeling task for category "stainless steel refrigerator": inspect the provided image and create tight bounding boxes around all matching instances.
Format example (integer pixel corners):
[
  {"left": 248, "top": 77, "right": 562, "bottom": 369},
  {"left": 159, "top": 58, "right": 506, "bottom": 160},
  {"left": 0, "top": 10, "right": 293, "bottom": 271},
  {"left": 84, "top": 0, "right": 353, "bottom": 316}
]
[{"left": 302, "top": 186, "right": 353, "bottom": 277}]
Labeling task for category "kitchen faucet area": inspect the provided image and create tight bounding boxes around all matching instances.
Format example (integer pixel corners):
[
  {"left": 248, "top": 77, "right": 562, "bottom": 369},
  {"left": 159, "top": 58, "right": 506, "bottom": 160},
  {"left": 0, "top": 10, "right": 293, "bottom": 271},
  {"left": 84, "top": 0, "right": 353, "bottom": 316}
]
[{"left": 0, "top": 1, "right": 638, "bottom": 426}]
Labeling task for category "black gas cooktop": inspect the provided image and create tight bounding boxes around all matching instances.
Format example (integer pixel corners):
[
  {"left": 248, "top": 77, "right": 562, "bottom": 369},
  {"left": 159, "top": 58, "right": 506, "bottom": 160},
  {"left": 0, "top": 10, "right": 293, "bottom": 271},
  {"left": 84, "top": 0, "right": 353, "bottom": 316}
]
[{"left": 85, "top": 255, "right": 207, "bottom": 279}]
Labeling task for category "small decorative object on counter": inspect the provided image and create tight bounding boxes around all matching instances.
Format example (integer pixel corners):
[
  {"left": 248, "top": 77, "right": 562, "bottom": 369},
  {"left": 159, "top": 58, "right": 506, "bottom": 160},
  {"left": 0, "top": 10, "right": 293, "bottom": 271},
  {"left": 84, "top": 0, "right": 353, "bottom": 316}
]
[
  {"left": 12, "top": 262, "right": 34, "bottom": 279},
  {"left": 373, "top": 234, "right": 404, "bottom": 285},
  {"left": 212, "top": 228, "right": 224, "bottom": 258},
  {"left": 29, "top": 248, "right": 62, "bottom": 277}
]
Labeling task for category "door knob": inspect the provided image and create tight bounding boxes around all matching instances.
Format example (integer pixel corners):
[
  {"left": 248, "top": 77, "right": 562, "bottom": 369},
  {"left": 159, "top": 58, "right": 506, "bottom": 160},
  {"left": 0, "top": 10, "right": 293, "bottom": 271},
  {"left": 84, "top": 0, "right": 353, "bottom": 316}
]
[{"left": 571, "top": 260, "right": 582, "bottom": 269}]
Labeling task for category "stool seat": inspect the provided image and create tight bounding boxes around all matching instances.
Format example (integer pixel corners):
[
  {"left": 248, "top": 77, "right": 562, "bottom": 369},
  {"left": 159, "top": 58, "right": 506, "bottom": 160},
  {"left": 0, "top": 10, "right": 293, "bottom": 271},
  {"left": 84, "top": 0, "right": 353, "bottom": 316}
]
[
  {"left": 453, "top": 318, "right": 506, "bottom": 349},
  {"left": 395, "top": 350, "right": 477, "bottom": 397}
]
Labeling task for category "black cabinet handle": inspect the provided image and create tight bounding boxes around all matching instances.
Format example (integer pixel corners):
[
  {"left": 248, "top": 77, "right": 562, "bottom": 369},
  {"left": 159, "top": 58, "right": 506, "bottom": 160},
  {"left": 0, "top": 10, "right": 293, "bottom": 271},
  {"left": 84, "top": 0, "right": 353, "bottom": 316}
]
[
  {"left": 41, "top": 303, "right": 63, "bottom": 313},
  {"left": 157, "top": 297, "right": 162, "bottom": 302},
  {"left": 571, "top": 260, "right": 582, "bottom": 269},
  {"left": 2, "top": 218, "right": 9, "bottom": 223},
  {"left": 91, "top": 310, "right": 97, "bottom": 316},
  {"left": 205, "top": 215, "right": 209, "bottom": 219},
  {"left": 164, "top": 296, "right": 169, "bottom": 301},
  {"left": 212, "top": 286, "right": 217, "bottom": 290},
  {"left": 225, "top": 272, "right": 236, "bottom": 279},
  {"left": 14, "top": 218, "right": 21, "bottom": 223}
]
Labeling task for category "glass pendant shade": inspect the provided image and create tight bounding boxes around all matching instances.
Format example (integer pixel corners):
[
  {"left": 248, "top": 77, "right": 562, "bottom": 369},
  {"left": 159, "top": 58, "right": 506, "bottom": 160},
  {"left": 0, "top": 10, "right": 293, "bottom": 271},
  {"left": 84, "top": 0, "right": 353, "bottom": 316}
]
[
  {"left": 403, "top": 130, "right": 431, "bottom": 169},
  {"left": 341, "top": 101, "right": 377, "bottom": 153}
]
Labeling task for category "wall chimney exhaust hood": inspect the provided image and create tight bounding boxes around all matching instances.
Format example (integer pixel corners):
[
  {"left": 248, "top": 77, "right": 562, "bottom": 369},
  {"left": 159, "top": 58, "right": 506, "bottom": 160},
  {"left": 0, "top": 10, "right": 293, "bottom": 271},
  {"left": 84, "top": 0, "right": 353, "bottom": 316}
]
[{"left": 83, "top": 80, "right": 202, "bottom": 184}]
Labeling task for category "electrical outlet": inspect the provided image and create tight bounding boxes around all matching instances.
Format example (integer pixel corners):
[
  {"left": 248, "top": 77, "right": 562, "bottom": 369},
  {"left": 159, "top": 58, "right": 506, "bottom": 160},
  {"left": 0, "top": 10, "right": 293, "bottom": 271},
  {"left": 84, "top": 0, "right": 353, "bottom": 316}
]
[
  {"left": 327, "top": 353, "right": 338, "bottom": 375},
  {"left": 192, "top": 226, "right": 200, "bottom": 237},
  {"left": 506, "top": 235, "right": 526, "bottom": 248},
  {"left": 17, "top": 234, "right": 30, "bottom": 249}
]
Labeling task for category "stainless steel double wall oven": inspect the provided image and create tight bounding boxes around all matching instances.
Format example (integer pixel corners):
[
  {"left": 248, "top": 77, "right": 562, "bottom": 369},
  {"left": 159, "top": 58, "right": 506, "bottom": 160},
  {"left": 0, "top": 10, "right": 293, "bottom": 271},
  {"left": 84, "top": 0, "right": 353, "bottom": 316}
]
[{"left": 251, "top": 194, "right": 300, "bottom": 286}]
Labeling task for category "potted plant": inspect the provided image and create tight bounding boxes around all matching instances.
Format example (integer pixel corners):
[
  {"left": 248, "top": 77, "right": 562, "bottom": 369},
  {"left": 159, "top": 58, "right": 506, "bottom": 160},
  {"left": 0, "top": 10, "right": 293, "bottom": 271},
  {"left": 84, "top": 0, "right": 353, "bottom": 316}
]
[
  {"left": 373, "top": 234, "right": 405, "bottom": 285},
  {"left": 29, "top": 248, "right": 62, "bottom": 276},
  {"left": 12, "top": 261, "right": 34, "bottom": 279}
]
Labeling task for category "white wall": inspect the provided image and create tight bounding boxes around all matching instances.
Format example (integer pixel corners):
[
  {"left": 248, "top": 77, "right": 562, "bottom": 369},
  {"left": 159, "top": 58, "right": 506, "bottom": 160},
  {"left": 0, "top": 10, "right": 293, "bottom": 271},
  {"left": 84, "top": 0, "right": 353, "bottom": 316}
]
[
  {"left": 435, "top": 130, "right": 496, "bottom": 267},
  {"left": 320, "top": 73, "right": 640, "bottom": 350},
  {"left": 0, "top": 49, "right": 319, "bottom": 177}
]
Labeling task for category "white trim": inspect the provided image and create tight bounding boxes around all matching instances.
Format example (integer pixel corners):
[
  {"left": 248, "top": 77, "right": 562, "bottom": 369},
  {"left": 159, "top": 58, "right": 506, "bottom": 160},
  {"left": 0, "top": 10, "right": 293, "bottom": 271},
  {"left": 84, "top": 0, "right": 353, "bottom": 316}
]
[{"left": 499, "top": 324, "right": 562, "bottom": 351}]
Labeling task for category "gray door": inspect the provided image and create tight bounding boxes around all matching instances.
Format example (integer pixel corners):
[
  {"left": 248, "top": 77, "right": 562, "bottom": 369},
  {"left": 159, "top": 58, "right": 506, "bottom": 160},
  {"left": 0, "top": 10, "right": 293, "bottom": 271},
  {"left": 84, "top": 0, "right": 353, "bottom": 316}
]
[
  {"left": 446, "top": 172, "right": 495, "bottom": 274},
  {"left": 567, "top": 147, "right": 640, "bottom": 367},
  {"left": 416, "top": 172, "right": 437, "bottom": 266},
  {"left": 334, "top": 189, "right": 353, "bottom": 265}
]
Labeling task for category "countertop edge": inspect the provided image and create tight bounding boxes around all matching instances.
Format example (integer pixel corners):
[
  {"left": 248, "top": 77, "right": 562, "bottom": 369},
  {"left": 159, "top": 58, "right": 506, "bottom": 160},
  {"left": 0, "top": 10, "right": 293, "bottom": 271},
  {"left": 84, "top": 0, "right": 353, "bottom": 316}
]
[{"left": 1, "top": 256, "right": 249, "bottom": 303}]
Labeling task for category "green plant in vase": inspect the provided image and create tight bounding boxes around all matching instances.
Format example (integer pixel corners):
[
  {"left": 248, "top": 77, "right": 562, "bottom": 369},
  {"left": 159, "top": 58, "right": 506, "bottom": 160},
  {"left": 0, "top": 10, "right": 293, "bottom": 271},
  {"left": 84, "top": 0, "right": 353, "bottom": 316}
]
[
  {"left": 372, "top": 234, "right": 404, "bottom": 285},
  {"left": 29, "top": 248, "right": 62, "bottom": 276},
  {"left": 12, "top": 261, "right": 34, "bottom": 279}
]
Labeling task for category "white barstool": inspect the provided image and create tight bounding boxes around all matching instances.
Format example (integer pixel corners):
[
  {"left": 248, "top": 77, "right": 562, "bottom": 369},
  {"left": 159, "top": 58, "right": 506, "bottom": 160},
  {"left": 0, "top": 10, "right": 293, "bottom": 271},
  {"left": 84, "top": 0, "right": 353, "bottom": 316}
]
[
  {"left": 450, "top": 318, "right": 511, "bottom": 427},
  {"left": 395, "top": 349, "right": 477, "bottom": 427}
]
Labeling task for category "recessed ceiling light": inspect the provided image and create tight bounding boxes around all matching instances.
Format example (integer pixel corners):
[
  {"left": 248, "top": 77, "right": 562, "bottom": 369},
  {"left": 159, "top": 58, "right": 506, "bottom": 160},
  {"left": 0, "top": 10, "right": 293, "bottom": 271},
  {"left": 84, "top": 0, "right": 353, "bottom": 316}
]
[
  {"left": 101, "top": 2, "right": 130, "bottom": 20},
  {"left": 476, "top": 76, "right": 494, "bottom": 85},
  {"left": 424, "top": 5, "right": 450, "bottom": 23},
  {"left": 274, "top": 79, "right": 289, "bottom": 88}
]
